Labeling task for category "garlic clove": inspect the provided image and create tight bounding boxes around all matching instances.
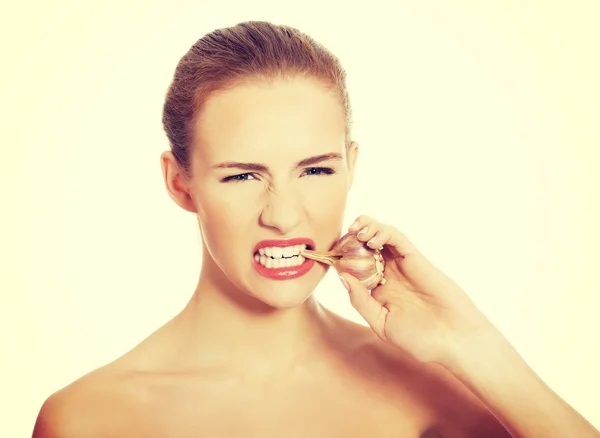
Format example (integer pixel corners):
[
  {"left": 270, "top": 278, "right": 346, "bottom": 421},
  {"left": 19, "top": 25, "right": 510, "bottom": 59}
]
[{"left": 300, "top": 231, "right": 386, "bottom": 290}]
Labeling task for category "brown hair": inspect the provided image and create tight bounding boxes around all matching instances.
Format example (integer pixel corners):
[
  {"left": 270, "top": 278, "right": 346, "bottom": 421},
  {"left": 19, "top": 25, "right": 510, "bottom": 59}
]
[{"left": 161, "top": 20, "right": 354, "bottom": 180}]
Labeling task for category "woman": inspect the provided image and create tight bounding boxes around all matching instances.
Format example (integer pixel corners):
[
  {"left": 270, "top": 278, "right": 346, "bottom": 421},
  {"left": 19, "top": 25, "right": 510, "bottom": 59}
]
[{"left": 33, "top": 21, "right": 599, "bottom": 437}]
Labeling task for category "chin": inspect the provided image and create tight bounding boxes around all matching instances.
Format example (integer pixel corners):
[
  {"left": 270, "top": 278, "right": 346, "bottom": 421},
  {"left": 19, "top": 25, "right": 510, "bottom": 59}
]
[
  {"left": 262, "top": 290, "right": 316, "bottom": 310},
  {"left": 241, "top": 280, "right": 315, "bottom": 309}
]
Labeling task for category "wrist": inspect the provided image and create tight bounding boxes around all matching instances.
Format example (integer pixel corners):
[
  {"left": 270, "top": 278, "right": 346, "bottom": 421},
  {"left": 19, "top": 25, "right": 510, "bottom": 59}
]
[{"left": 436, "top": 321, "right": 509, "bottom": 373}]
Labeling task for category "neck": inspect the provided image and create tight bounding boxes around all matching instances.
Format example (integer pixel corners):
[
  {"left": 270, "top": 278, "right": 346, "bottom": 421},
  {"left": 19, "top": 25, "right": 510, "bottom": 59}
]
[{"left": 171, "top": 253, "right": 337, "bottom": 378}]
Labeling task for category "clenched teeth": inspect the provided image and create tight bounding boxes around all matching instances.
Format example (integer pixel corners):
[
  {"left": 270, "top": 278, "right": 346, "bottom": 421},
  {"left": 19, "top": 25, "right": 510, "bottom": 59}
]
[
  {"left": 257, "top": 244, "right": 307, "bottom": 259},
  {"left": 254, "top": 253, "right": 306, "bottom": 268}
]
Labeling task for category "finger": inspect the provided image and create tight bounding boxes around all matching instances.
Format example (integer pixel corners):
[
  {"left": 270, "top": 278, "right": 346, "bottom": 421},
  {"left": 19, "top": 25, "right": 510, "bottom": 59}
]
[
  {"left": 355, "top": 221, "right": 441, "bottom": 288},
  {"left": 348, "top": 214, "right": 376, "bottom": 232},
  {"left": 358, "top": 224, "right": 418, "bottom": 261},
  {"left": 384, "top": 226, "right": 424, "bottom": 260},
  {"left": 350, "top": 217, "right": 460, "bottom": 302},
  {"left": 366, "top": 229, "right": 390, "bottom": 250},
  {"left": 350, "top": 216, "right": 386, "bottom": 247},
  {"left": 356, "top": 225, "right": 379, "bottom": 244},
  {"left": 349, "top": 216, "right": 420, "bottom": 260},
  {"left": 340, "top": 273, "right": 389, "bottom": 340}
]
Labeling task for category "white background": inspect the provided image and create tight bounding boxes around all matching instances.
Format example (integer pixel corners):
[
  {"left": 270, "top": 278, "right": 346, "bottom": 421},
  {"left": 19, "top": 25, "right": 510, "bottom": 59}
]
[{"left": 2, "top": 1, "right": 599, "bottom": 436}]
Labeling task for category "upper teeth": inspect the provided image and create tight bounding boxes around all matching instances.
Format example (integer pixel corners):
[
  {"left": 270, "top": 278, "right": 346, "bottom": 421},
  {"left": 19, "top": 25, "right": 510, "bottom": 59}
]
[{"left": 258, "top": 244, "right": 307, "bottom": 258}]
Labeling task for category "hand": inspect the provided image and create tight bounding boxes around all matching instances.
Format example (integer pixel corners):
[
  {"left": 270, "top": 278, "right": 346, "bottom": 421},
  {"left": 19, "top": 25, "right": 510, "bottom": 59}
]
[{"left": 340, "top": 215, "right": 495, "bottom": 364}]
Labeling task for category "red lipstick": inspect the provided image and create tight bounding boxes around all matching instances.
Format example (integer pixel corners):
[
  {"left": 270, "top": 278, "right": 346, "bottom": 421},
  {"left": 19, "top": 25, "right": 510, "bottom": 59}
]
[
  {"left": 253, "top": 237, "right": 315, "bottom": 253},
  {"left": 252, "top": 237, "right": 316, "bottom": 280}
]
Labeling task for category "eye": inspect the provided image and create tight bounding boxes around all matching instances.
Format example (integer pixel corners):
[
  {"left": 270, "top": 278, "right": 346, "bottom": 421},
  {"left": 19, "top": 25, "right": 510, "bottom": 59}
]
[
  {"left": 303, "top": 167, "right": 335, "bottom": 177},
  {"left": 221, "top": 173, "right": 258, "bottom": 183}
]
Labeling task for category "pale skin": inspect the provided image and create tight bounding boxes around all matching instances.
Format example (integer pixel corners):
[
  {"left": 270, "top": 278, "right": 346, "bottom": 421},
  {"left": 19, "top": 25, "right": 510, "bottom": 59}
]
[{"left": 32, "top": 76, "right": 599, "bottom": 437}]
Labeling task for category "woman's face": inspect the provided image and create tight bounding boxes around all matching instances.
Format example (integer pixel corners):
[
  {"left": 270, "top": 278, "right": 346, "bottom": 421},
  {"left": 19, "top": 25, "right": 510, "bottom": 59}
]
[{"left": 175, "top": 76, "right": 358, "bottom": 308}]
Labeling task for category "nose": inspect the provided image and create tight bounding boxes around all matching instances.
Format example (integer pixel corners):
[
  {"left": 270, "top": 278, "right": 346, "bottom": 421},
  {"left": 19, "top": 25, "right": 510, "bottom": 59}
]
[{"left": 259, "top": 185, "right": 303, "bottom": 234}]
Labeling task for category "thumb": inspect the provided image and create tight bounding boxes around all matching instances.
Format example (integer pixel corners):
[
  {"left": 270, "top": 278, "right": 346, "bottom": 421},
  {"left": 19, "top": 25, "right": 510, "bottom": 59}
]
[{"left": 339, "top": 274, "right": 388, "bottom": 336}]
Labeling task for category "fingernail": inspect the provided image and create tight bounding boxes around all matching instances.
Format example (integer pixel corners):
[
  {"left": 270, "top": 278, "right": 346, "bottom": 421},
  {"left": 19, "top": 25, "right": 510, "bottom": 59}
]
[
  {"left": 349, "top": 219, "right": 360, "bottom": 230},
  {"left": 339, "top": 275, "right": 350, "bottom": 292},
  {"left": 357, "top": 226, "right": 368, "bottom": 236}
]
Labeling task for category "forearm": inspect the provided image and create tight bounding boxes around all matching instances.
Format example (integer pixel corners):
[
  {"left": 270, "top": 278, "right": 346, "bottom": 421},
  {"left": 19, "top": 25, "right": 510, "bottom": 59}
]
[{"left": 440, "top": 326, "right": 600, "bottom": 438}]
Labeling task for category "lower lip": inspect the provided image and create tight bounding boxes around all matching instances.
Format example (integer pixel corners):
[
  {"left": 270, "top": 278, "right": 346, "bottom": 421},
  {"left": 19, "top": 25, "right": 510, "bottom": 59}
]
[{"left": 252, "top": 255, "right": 315, "bottom": 280}]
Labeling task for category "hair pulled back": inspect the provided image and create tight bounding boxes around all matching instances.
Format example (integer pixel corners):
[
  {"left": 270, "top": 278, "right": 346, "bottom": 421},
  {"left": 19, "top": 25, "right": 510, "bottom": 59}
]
[{"left": 161, "top": 21, "right": 354, "bottom": 179}]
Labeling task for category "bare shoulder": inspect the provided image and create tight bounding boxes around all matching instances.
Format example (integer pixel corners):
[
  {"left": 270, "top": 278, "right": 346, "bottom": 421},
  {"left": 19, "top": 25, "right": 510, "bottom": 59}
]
[
  {"left": 339, "top": 319, "right": 510, "bottom": 437},
  {"left": 32, "top": 365, "right": 139, "bottom": 438},
  {"left": 31, "top": 318, "right": 178, "bottom": 437}
]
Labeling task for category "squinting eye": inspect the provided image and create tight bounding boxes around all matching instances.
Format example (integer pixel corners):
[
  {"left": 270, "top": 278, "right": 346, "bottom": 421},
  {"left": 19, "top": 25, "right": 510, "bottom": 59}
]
[
  {"left": 222, "top": 173, "right": 257, "bottom": 183},
  {"left": 221, "top": 167, "right": 336, "bottom": 183},
  {"left": 303, "top": 167, "right": 335, "bottom": 177}
]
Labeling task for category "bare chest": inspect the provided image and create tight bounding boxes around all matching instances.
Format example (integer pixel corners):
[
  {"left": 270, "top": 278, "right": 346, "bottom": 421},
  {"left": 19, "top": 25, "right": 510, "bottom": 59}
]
[{"left": 122, "top": 377, "right": 433, "bottom": 438}]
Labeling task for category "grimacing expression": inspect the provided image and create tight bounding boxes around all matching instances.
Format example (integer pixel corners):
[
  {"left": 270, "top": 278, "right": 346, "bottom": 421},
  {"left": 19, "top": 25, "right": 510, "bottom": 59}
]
[{"left": 188, "top": 77, "right": 357, "bottom": 307}]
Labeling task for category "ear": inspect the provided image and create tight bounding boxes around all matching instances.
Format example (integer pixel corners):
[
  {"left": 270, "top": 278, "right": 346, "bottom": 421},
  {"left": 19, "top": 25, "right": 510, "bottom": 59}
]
[
  {"left": 346, "top": 141, "right": 359, "bottom": 191},
  {"left": 160, "top": 151, "right": 197, "bottom": 213}
]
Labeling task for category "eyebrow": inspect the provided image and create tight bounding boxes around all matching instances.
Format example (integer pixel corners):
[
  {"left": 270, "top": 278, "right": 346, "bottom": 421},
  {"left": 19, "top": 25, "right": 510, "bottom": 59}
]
[{"left": 211, "top": 152, "right": 343, "bottom": 172}]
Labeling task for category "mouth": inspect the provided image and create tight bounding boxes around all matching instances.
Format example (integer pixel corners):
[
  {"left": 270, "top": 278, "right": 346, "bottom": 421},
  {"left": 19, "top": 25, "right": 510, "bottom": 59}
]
[
  {"left": 252, "top": 238, "right": 315, "bottom": 271},
  {"left": 253, "top": 244, "right": 315, "bottom": 269},
  {"left": 252, "top": 246, "right": 316, "bottom": 280}
]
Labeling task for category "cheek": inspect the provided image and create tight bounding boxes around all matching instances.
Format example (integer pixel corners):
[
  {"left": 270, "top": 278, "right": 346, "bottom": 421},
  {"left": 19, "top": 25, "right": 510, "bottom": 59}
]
[
  {"left": 308, "top": 179, "right": 349, "bottom": 211},
  {"left": 301, "top": 182, "right": 349, "bottom": 245},
  {"left": 195, "top": 186, "right": 251, "bottom": 253}
]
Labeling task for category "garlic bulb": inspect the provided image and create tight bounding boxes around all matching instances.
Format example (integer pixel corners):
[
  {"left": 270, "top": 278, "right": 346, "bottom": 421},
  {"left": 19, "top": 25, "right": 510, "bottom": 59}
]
[{"left": 300, "top": 231, "right": 386, "bottom": 290}]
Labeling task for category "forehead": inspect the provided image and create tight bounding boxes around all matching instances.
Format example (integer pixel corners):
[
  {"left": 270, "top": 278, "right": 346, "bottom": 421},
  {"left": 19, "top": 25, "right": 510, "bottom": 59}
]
[{"left": 193, "top": 77, "right": 346, "bottom": 163}]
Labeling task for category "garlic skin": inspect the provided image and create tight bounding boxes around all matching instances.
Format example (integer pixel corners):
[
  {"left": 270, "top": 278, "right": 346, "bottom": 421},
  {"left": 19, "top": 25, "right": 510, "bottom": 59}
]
[{"left": 299, "top": 231, "right": 386, "bottom": 290}]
